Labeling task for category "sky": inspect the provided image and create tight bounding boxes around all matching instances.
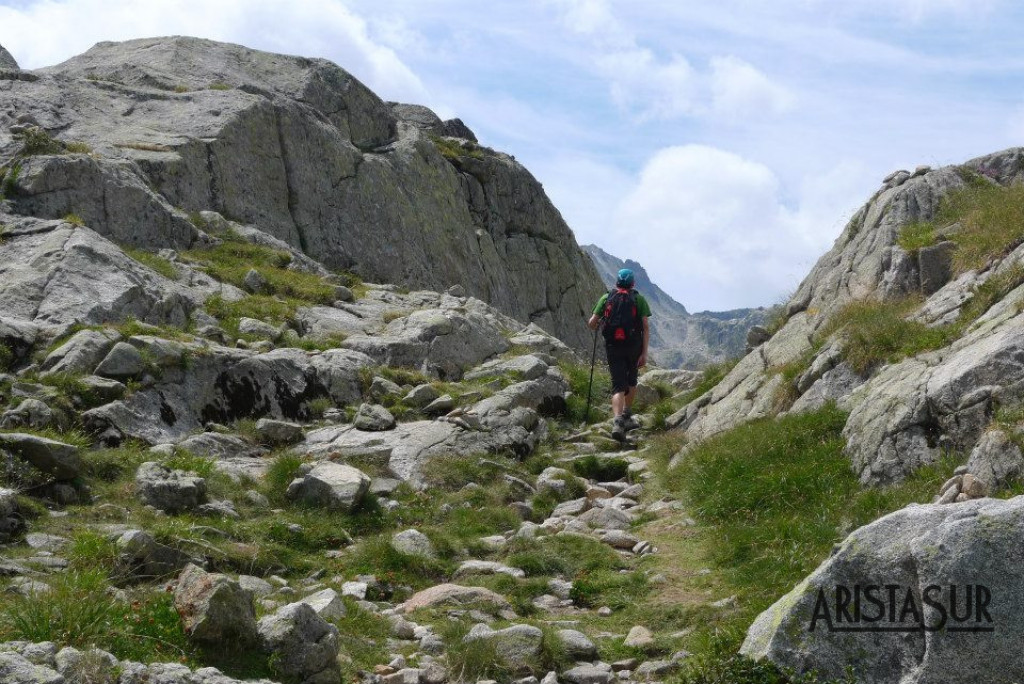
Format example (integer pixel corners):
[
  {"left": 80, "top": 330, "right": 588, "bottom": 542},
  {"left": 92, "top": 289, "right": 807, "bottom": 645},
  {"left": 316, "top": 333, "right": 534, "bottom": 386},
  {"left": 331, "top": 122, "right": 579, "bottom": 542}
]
[{"left": 2, "top": 0, "right": 1024, "bottom": 311}]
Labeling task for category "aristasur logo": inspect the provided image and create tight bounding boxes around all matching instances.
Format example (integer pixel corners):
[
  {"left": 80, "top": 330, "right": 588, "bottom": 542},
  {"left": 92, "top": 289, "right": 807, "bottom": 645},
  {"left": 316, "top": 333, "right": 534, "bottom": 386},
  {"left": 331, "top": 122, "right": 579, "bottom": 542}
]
[{"left": 809, "top": 584, "right": 994, "bottom": 633}]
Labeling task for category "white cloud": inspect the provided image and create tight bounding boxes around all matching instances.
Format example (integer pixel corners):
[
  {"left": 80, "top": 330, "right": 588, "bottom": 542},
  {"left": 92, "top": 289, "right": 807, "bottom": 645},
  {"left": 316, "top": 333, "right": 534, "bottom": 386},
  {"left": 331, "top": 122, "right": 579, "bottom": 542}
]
[
  {"left": 709, "top": 56, "right": 795, "bottom": 119},
  {"left": 550, "top": 0, "right": 792, "bottom": 122},
  {"left": 603, "top": 145, "right": 866, "bottom": 311},
  {"left": 0, "top": 0, "right": 428, "bottom": 103}
]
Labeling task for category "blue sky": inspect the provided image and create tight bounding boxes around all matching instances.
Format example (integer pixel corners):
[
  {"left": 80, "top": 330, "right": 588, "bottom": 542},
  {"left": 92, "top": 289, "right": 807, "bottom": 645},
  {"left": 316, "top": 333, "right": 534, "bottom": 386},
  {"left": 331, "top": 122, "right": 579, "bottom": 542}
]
[{"left": 2, "top": 0, "right": 1023, "bottom": 310}]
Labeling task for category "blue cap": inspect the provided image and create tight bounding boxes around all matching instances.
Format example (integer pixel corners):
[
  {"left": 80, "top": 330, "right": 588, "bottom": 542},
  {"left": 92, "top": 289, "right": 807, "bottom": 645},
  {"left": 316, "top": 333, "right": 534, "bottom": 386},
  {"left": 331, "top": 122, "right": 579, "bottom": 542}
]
[{"left": 616, "top": 268, "right": 635, "bottom": 287}]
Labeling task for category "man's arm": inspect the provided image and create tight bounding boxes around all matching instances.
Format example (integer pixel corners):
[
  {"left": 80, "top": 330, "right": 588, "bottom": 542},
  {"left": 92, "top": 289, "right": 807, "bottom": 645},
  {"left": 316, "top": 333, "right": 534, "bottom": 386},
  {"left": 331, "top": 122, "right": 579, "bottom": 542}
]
[
  {"left": 638, "top": 317, "right": 650, "bottom": 367},
  {"left": 588, "top": 314, "right": 601, "bottom": 330}
]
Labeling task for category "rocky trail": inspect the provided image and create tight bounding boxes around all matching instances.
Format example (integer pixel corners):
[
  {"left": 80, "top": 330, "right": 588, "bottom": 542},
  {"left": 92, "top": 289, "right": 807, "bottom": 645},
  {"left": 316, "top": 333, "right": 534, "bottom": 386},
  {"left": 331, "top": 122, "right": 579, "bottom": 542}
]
[{"left": 6, "top": 33, "right": 1024, "bottom": 684}]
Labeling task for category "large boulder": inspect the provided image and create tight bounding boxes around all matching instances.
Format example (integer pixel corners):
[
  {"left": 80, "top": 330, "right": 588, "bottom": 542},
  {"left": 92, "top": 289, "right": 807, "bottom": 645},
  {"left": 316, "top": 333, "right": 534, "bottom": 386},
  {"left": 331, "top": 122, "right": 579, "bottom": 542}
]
[
  {"left": 741, "top": 497, "right": 1024, "bottom": 684},
  {"left": 401, "top": 584, "right": 512, "bottom": 614},
  {"left": 0, "top": 44, "right": 18, "bottom": 71},
  {"left": 116, "top": 530, "right": 198, "bottom": 579},
  {"left": 258, "top": 602, "right": 340, "bottom": 684},
  {"left": 286, "top": 462, "right": 371, "bottom": 511},
  {"left": 173, "top": 564, "right": 258, "bottom": 646},
  {"left": 134, "top": 461, "right": 207, "bottom": 514},
  {"left": 0, "top": 433, "right": 81, "bottom": 480}
]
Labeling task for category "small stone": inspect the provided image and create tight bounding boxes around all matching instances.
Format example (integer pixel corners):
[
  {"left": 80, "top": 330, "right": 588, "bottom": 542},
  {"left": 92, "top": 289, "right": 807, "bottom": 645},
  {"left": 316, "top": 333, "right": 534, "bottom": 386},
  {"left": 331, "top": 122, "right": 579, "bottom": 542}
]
[
  {"left": 354, "top": 403, "right": 397, "bottom": 431},
  {"left": 623, "top": 625, "right": 654, "bottom": 648},
  {"left": 391, "top": 529, "right": 436, "bottom": 558},
  {"left": 242, "top": 268, "right": 270, "bottom": 294},
  {"left": 597, "top": 606, "right": 613, "bottom": 617},
  {"left": 94, "top": 342, "right": 145, "bottom": 379},
  {"left": 255, "top": 418, "right": 304, "bottom": 446},
  {"left": 238, "top": 317, "right": 282, "bottom": 341},
  {"left": 334, "top": 285, "right": 355, "bottom": 302}
]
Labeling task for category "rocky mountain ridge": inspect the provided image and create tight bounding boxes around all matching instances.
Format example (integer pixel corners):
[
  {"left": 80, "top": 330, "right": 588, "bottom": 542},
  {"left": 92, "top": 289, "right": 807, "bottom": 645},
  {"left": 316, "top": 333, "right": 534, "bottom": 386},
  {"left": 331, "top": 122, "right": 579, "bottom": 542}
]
[
  {"left": 0, "top": 35, "right": 604, "bottom": 351},
  {"left": 583, "top": 245, "right": 767, "bottom": 368},
  {"left": 662, "top": 147, "right": 1024, "bottom": 681}
]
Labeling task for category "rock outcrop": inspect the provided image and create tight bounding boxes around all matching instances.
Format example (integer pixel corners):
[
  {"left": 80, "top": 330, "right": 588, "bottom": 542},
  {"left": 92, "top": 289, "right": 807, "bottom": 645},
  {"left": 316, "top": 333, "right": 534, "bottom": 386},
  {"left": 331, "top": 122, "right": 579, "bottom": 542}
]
[
  {"left": 670, "top": 148, "right": 1024, "bottom": 485},
  {"left": 584, "top": 245, "right": 767, "bottom": 368},
  {"left": 0, "top": 36, "right": 603, "bottom": 349},
  {"left": 742, "top": 497, "right": 1024, "bottom": 684}
]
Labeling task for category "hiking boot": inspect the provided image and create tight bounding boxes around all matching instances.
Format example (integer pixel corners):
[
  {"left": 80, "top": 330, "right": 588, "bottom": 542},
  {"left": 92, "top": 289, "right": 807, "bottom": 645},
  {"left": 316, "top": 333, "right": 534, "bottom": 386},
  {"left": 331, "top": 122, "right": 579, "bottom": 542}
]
[
  {"left": 622, "top": 413, "right": 641, "bottom": 431},
  {"left": 611, "top": 416, "right": 627, "bottom": 441}
]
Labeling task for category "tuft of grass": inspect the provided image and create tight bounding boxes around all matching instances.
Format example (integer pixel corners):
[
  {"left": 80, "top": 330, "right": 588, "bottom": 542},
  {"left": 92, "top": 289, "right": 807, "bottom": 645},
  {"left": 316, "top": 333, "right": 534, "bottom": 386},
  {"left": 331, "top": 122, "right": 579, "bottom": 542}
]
[
  {"left": 0, "top": 427, "right": 92, "bottom": 449},
  {"left": 0, "top": 569, "right": 195, "bottom": 666},
  {"left": 63, "top": 213, "right": 86, "bottom": 227},
  {"left": 262, "top": 452, "right": 306, "bottom": 505},
  {"left": 64, "top": 141, "right": 93, "bottom": 154},
  {"left": 173, "top": 84, "right": 189, "bottom": 93},
  {"left": 204, "top": 294, "right": 297, "bottom": 338},
  {"left": 123, "top": 247, "right": 177, "bottom": 279},
  {"left": 431, "top": 135, "right": 486, "bottom": 161},
  {"left": 163, "top": 450, "right": 215, "bottom": 478},
  {"left": 208, "top": 82, "right": 232, "bottom": 90},
  {"left": 182, "top": 235, "right": 335, "bottom": 305},
  {"left": 897, "top": 221, "right": 937, "bottom": 253},
  {"left": 820, "top": 298, "right": 954, "bottom": 374},
  {"left": 899, "top": 180, "right": 1024, "bottom": 274},
  {"left": 559, "top": 359, "right": 612, "bottom": 424},
  {"left": 81, "top": 447, "right": 149, "bottom": 482},
  {"left": 0, "top": 342, "right": 12, "bottom": 372},
  {"left": 570, "top": 454, "right": 629, "bottom": 482},
  {"left": 680, "top": 359, "right": 739, "bottom": 405}
]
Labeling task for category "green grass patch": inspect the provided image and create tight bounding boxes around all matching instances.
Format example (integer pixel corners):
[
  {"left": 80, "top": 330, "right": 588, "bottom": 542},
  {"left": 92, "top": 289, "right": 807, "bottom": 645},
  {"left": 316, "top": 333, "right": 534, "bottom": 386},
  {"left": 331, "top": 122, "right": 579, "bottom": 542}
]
[
  {"left": 570, "top": 454, "right": 629, "bottom": 481},
  {"left": 666, "top": 404, "right": 956, "bottom": 615},
  {"left": 182, "top": 235, "right": 335, "bottom": 305},
  {"left": 820, "top": 298, "right": 954, "bottom": 374},
  {"left": 123, "top": 247, "right": 177, "bottom": 279},
  {"left": 559, "top": 360, "right": 612, "bottom": 424},
  {"left": 897, "top": 178, "right": 1024, "bottom": 274},
  {"left": 680, "top": 359, "right": 739, "bottom": 405},
  {"left": 431, "top": 135, "right": 487, "bottom": 161},
  {"left": 0, "top": 569, "right": 196, "bottom": 666},
  {"left": 162, "top": 451, "right": 216, "bottom": 478}
]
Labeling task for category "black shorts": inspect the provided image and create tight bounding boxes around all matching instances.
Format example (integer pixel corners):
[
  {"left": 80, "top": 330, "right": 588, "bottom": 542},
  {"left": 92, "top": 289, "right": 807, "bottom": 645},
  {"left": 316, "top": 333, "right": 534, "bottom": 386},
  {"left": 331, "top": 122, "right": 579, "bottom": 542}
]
[{"left": 605, "top": 342, "right": 642, "bottom": 394}]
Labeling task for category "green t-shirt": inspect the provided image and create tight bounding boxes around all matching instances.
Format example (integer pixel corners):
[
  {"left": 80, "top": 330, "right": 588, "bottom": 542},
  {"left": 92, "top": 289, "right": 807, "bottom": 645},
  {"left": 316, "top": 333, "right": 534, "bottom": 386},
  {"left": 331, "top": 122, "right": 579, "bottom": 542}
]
[{"left": 593, "top": 290, "right": 652, "bottom": 318}]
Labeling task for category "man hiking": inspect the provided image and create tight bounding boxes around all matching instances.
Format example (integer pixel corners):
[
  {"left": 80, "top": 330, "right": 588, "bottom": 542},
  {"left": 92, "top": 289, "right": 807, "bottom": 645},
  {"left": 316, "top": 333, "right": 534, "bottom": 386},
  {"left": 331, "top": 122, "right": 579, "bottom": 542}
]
[{"left": 588, "top": 268, "right": 651, "bottom": 441}]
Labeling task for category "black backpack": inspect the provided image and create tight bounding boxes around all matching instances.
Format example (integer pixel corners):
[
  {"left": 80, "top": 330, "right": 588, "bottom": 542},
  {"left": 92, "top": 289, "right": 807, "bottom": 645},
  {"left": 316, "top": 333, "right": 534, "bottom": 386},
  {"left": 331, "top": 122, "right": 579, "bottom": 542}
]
[{"left": 602, "top": 288, "right": 642, "bottom": 345}]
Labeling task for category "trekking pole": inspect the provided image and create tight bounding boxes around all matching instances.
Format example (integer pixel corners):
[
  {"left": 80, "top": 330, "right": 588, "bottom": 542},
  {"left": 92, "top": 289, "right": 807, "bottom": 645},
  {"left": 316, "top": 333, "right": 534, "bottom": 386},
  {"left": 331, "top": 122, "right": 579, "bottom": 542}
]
[{"left": 583, "top": 321, "right": 601, "bottom": 425}]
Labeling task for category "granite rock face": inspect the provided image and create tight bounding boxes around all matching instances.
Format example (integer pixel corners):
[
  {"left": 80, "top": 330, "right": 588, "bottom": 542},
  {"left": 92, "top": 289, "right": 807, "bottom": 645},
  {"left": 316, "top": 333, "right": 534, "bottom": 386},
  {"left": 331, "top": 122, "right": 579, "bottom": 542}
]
[
  {"left": 742, "top": 497, "right": 1024, "bottom": 684},
  {"left": 0, "top": 36, "right": 602, "bottom": 350},
  {"left": 670, "top": 148, "right": 1024, "bottom": 487}
]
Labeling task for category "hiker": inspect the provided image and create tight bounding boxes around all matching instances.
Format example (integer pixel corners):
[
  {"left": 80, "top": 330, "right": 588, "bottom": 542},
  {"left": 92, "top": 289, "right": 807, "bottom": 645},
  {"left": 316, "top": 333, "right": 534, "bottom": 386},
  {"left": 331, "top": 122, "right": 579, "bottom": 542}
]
[{"left": 588, "top": 268, "right": 651, "bottom": 440}]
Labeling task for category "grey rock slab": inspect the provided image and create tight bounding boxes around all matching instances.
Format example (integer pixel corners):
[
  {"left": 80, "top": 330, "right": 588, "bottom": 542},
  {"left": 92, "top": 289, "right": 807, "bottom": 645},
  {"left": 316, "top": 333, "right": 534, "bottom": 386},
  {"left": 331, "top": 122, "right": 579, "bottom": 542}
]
[
  {"left": 0, "top": 222, "right": 196, "bottom": 328},
  {"left": 0, "top": 433, "right": 81, "bottom": 480},
  {"left": 117, "top": 529, "right": 197, "bottom": 580},
  {"left": 40, "top": 328, "right": 120, "bottom": 376},
  {"left": 464, "top": 624, "right": 543, "bottom": 670},
  {"left": 557, "top": 629, "right": 598, "bottom": 660},
  {"left": 562, "top": 665, "right": 614, "bottom": 684},
  {"left": 297, "top": 588, "right": 347, "bottom": 621},
  {"left": 0, "top": 652, "right": 63, "bottom": 684},
  {"left": 237, "top": 317, "right": 281, "bottom": 340},
  {"left": 465, "top": 354, "right": 549, "bottom": 382},
  {"left": 967, "top": 429, "right": 1024, "bottom": 489},
  {"left": 401, "top": 584, "right": 512, "bottom": 613},
  {"left": 255, "top": 418, "right": 304, "bottom": 446},
  {"left": 403, "top": 383, "right": 441, "bottom": 408},
  {"left": 94, "top": 342, "right": 145, "bottom": 379},
  {"left": 453, "top": 560, "right": 525, "bottom": 579},
  {"left": 741, "top": 497, "right": 1024, "bottom": 684},
  {"left": 174, "top": 564, "right": 258, "bottom": 646}
]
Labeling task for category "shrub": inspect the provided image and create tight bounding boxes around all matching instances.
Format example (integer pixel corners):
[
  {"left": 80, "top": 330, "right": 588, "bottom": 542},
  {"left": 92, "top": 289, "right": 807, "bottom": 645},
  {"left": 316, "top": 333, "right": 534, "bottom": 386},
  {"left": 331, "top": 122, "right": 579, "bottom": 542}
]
[
  {"left": 18, "top": 127, "right": 64, "bottom": 155},
  {"left": 431, "top": 135, "right": 486, "bottom": 161}
]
